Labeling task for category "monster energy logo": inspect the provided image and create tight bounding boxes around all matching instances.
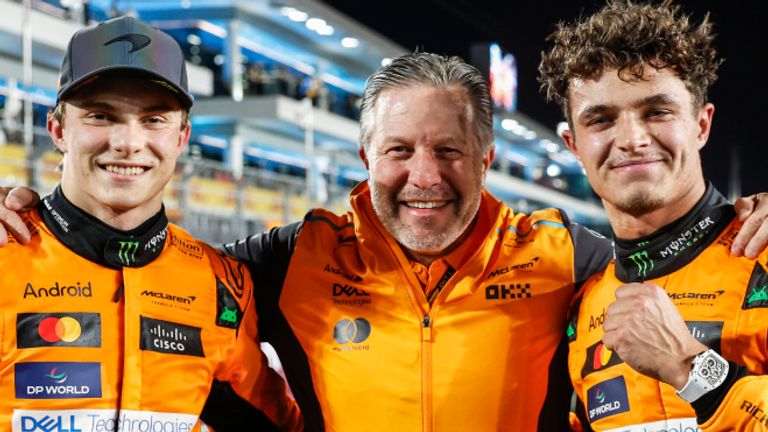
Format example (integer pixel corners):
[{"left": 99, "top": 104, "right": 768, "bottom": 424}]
[
  {"left": 747, "top": 286, "right": 768, "bottom": 305},
  {"left": 628, "top": 250, "right": 654, "bottom": 278},
  {"left": 118, "top": 241, "right": 140, "bottom": 266}
]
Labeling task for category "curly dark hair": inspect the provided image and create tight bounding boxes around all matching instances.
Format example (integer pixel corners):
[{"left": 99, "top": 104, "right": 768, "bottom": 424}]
[{"left": 539, "top": 0, "right": 722, "bottom": 124}]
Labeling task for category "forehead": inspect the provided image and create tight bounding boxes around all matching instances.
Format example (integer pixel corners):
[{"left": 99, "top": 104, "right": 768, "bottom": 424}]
[
  {"left": 374, "top": 85, "right": 472, "bottom": 124},
  {"left": 569, "top": 67, "right": 692, "bottom": 114},
  {"left": 65, "top": 75, "right": 184, "bottom": 111}
]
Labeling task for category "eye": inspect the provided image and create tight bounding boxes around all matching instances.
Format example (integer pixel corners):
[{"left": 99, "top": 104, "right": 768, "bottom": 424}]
[
  {"left": 386, "top": 145, "right": 411, "bottom": 155},
  {"left": 647, "top": 109, "right": 672, "bottom": 118},
  {"left": 84, "top": 112, "right": 112, "bottom": 124},
  {"left": 588, "top": 116, "right": 611, "bottom": 126},
  {"left": 436, "top": 146, "right": 462, "bottom": 158}
]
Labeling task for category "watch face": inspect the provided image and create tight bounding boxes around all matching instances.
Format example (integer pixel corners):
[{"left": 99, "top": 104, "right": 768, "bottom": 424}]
[{"left": 697, "top": 353, "right": 727, "bottom": 386}]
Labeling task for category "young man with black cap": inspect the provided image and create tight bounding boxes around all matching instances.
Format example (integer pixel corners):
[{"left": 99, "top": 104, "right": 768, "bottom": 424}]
[{"left": 0, "top": 16, "right": 301, "bottom": 431}]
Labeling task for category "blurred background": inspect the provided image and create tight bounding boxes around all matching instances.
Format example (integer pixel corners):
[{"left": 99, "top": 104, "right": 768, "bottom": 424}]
[{"left": 0, "top": 0, "right": 760, "bottom": 243}]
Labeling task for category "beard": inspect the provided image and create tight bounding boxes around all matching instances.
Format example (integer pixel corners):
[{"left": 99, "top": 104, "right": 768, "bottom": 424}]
[
  {"left": 610, "top": 188, "right": 667, "bottom": 216},
  {"left": 369, "top": 178, "right": 482, "bottom": 253}
]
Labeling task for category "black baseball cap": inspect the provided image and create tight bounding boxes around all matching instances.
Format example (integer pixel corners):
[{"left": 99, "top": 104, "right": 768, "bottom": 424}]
[{"left": 57, "top": 16, "right": 194, "bottom": 108}]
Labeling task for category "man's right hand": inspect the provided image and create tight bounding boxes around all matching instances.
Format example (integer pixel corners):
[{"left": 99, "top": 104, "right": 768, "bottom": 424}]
[{"left": 0, "top": 186, "right": 41, "bottom": 245}]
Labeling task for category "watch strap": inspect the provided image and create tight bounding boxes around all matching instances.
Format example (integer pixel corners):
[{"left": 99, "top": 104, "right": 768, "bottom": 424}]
[{"left": 676, "top": 349, "right": 729, "bottom": 403}]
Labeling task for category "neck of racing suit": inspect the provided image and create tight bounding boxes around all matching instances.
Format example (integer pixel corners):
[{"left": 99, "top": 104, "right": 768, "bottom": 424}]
[
  {"left": 613, "top": 182, "right": 735, "bottom": 283},
  {"left": 38, "top": 185, "right": 169, "bottom": 269}
]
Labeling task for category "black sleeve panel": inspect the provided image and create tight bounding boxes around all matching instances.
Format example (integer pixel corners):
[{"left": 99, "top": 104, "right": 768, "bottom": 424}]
[
  {"left": 692, "top": 361, "right": 750, "bottom": 424},
  {"left": 201, "top": 380, "right": 281, "bottom": 432},
  {"left": 559, "top": 209, "right": 613, "bottom": 287},
  {"left": 537, "top": 334, "right": 573, "bottom": 432},
  {"left": 223, "top": 213, "right": 327, "bottom": 431}
]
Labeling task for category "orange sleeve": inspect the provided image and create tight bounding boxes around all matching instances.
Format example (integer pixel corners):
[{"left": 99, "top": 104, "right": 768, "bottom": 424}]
[
  {"left": 203, "top": 248, "right": 303, "bottom": 431},
  {"left": 699, "top": 375, "right": 768, "bottom": 431}
]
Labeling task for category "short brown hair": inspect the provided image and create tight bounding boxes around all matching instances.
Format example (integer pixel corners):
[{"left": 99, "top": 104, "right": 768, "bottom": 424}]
[{"left": 539, "top": 0, "right": 722, "bottom": 124}]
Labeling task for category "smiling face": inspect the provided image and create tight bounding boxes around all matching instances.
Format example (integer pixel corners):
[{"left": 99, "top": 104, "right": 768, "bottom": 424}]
[
  {"left": 562, "top": 66, "right": 712, "bottom": 223},
  {"left": 361, "top": 85, "right": 493, "bottom": 261},
  {"left": 48, "top": 76, "right": 190, "bottom": 229}
]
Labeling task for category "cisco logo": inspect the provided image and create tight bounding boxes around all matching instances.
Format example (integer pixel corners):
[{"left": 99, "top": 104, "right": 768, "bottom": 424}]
[{"left": 139, "top": 316, "right": 204, "bottom": 357}]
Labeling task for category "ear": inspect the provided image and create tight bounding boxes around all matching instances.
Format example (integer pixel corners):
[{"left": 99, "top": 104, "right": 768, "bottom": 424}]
[
  {"left": 695, "top": 103, "right": 715, "bottom": 151},
  {"left": 481, "top": 145, "right": 495, "bottom": 180},
  {"left": 561, "top": 128, "right": 581, "bottom": 164},
  {"left": 358, "top": 146, "right": 369, "bottom": 170},
  {"left": 176, "top": 120, "right": 192, "bottom": 157},
  {"left": 47, "top": 111, "right": 66, "bottom": 153}
]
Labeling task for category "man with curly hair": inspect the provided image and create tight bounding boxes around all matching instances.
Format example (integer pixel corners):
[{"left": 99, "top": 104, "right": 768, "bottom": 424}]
[{"left": 540, "top": 1, "right": 768, "bottom": 430}]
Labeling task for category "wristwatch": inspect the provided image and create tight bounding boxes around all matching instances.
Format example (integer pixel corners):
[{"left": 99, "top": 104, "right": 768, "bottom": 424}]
[{"left": 676, "top": 349, "right": 729, "bottom": 403}]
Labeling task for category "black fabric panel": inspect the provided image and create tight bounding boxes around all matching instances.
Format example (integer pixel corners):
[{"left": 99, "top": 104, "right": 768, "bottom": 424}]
[
  {"left": 222, "top": 213, "right": 326, "bottom": 431},
  {"left": 201, "top": 379, "right": 281, "bottom": 431},
  {"left": 537, "top": 334, "right": 573, "bottom": 431},
  {"left": 559, "top": 209, "right": 613, "bottom": 288}
]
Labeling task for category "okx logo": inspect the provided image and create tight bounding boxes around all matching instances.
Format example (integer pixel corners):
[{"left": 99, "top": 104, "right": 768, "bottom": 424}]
[
  {"left": 139, "top": 316, "right": 204, "bottom": 357},
  {"left": 628, "top": 249, "right": 654, "bottom": 278},
  {"left": 117, "top": 240, "right": 139, "bottom": 266},
  {"left": 581, "top": 341, "right": 623, "bottom": 378},
  {"left": 333, "top": 318, "right": 371, "bottom": 344},
  {"left": 15, "top": 362, "right": 101, "bottom": 399},
  {"left": 586, "top": 376, "right": 630, "bottom": 422},
  {"left": 17, "top": 313, "right": 101, "bottom": 348},
  {"left": 743, "top": 262, "right": 768, "bottom": 309}
]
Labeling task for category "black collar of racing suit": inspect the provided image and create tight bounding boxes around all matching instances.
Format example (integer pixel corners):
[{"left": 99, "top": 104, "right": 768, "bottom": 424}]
[
  {"left": 38, "top": 186, "right": 169, "bottom": 269},
  {"left": 614, "top": 183, "right": 735, "bottom": 283}
]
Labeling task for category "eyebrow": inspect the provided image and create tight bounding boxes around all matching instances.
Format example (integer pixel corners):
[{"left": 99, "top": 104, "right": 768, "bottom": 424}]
[{"left": 577, "top": 93, "right": 681, "bottom": 120}]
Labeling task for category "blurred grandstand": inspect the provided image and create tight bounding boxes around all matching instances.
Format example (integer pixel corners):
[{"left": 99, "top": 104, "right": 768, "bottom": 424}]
[{"left": 0, "top": 0, "right": 608, "bottom": 243}]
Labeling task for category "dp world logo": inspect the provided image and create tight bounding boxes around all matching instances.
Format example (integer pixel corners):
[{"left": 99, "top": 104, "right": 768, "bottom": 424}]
[{"left": 333, "top": 318, "right": 371, "bottom": 344}]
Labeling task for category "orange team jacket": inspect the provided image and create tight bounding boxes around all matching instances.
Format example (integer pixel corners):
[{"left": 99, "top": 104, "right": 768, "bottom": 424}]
[
  {"left": 0, "top": 188, "right": 301, "bottom": 432},
  {"left": 568, "top": 185, "right": 768, "bottom": 432},
  {"left": 222, "top": 181, "right": 612, "bottom": 431}
]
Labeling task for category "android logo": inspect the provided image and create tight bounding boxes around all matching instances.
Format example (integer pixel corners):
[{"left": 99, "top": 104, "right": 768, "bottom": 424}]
[{"left": 219, "top": 307, "right": 238, "bottom": 324}]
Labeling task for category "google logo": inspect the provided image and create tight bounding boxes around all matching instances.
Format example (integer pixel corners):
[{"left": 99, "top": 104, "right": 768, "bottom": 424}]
[{"left": 38, "top": 316, "right": 82, "bottom": 343}]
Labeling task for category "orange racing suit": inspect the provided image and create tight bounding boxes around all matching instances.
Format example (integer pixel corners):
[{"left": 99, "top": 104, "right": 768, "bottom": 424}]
[
  {"left": 568, "top": 185, "right": 768, "bottom": 431},
  {"left": 0, "top": 187, "right": 301, "bottom": 432},
  {"left": 222, "top": 181, "right": 612, "bottom": 431}
]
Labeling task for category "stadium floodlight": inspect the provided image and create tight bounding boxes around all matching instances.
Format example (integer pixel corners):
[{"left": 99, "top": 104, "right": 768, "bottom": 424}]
[{"left": 341, "top": 37, "right": 359, "bottom": 48}]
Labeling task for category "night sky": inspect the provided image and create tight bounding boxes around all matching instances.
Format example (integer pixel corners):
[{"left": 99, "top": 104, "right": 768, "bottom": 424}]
[{"left": 324, "top": 0, "right": 765, "bottom": 197}]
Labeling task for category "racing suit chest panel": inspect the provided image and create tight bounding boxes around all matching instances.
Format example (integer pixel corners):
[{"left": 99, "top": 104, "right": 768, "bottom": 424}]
[
  {"left": 0, "top": 212, "right": 239, "bottom": 430},
  {"left": 570, "top": 220, "right": 768, "bottom": 431},
  {"left": 280, "top": 203, "right": 578, "bottom": 431}
]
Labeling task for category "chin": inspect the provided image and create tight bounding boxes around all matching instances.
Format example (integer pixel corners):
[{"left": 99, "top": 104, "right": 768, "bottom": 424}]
[{"left": 612, "top": 190, "right": 666, "bottom": 215}]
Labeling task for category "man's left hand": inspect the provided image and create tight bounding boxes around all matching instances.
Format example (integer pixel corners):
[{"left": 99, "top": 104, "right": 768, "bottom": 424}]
[
  {"left": 602, "top": 283, "right": 707, "bottom": 390},
  {"left": 733, "top": 193, "right": 768, "bottom": 258}
]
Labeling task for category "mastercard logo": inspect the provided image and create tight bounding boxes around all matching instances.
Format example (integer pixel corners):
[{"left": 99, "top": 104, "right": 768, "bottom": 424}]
[
  {"left": 592, "top": 343, "right": 614, "bottom": 370},
  {"left": 38, "top": 316, "right": 82, "bottom": 343}
]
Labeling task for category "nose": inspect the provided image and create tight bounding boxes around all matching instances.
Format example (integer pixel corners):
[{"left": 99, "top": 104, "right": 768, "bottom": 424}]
[
  {"left": 408, "top": 148, "right": 442, "bottom": 189},
  {"left": 109, "top": 121, "right": 146, "bottom": 155},
  {"left": 615, "top": 114, "right": 651, "bottom": 152}
]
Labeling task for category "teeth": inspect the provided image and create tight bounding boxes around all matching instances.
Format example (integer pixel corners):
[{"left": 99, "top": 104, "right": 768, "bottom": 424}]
[
  {"left": 405, "top": 201, "right": 447, "bottom": 209},
  {"left": 105, "top": 165, "right": 145, "bottom": 176}
]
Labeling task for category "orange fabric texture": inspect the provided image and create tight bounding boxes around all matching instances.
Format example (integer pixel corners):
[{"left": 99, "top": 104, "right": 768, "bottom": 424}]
[
  {"left": 0, "top": 210, "right": 301, "bottom": 431},
  {"left": 279, "top": 183, "right": 583, "bottom": 431},
  {"left": 569, "top": 219, "right": 768, "bottom": 431}
]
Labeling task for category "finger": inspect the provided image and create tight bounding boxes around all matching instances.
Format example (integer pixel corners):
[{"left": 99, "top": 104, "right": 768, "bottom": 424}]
[
  {"left": 733, "top": 194, "right": 757, "bottom": 223},
  {"left": 5, "top": 187, "right": 40, "bottom": 211},
  {"left": 0, "top": 204, "right": 31, "bottom": 244},
  {"left": 0, "top": 223, "right": 8, "bottom": 246},
  {"left": 614, "top": 282, "right": 660, "bottom": 299},
  {"left": 743, "top": 219, "right": 768, "bottom": 259}
]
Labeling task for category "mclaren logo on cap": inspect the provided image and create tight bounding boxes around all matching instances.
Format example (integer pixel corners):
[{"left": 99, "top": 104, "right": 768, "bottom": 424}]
[{"left": 105, "top": 33, "right": 151, "bottom": 53}]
